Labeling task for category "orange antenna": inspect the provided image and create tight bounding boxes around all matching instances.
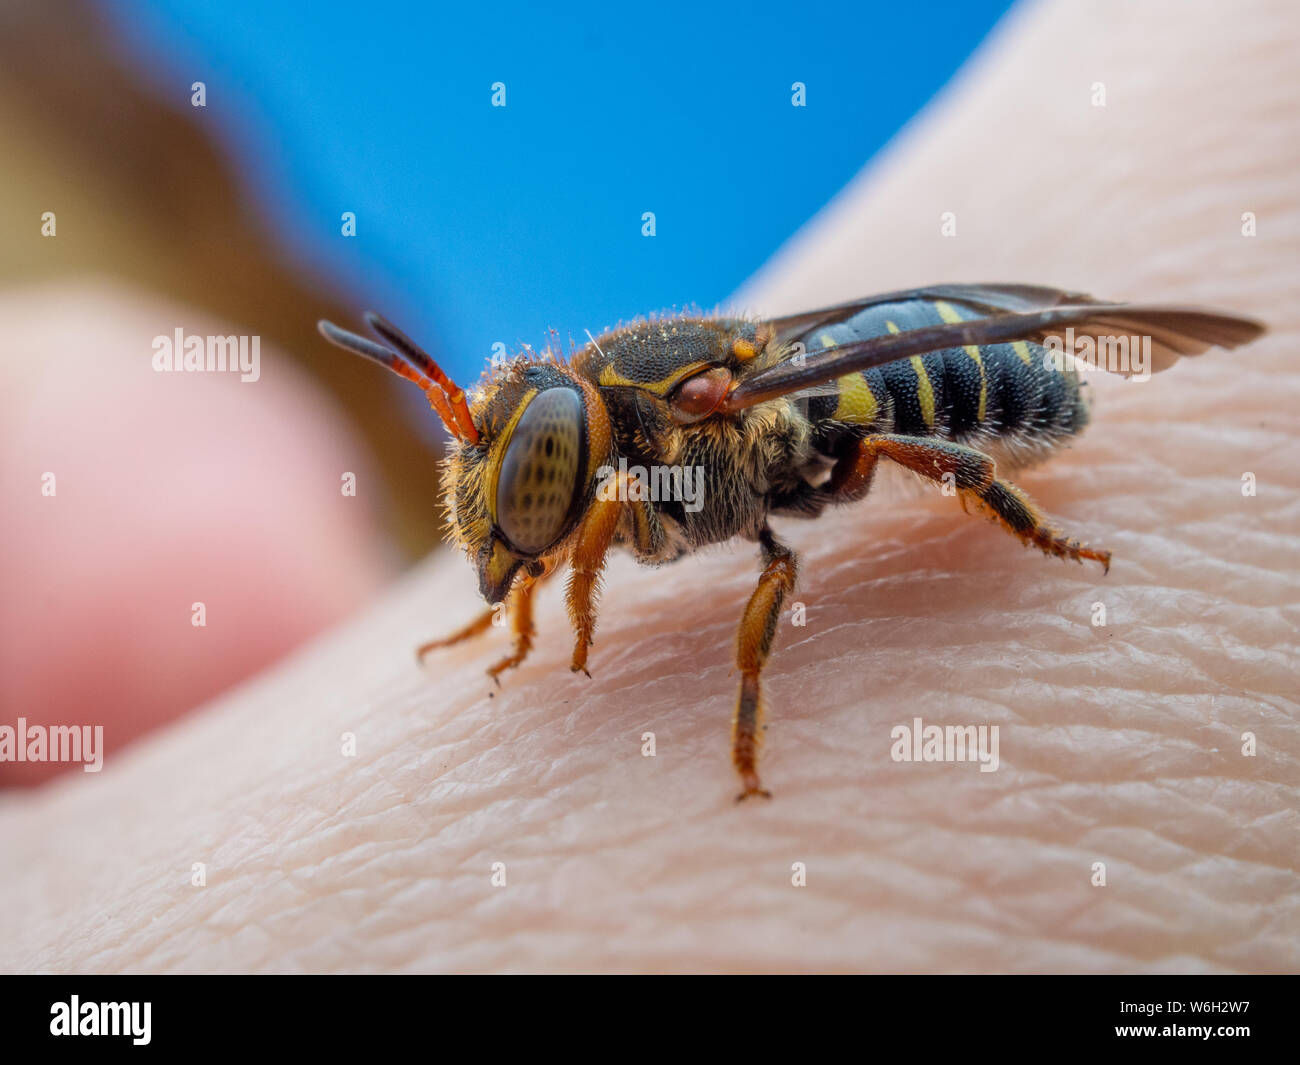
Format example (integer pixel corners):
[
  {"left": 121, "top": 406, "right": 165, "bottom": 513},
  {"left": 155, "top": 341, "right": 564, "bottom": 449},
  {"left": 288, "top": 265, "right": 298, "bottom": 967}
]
[
  {"left": 364, "top": 312, "right": 480, "bottom": 444},
  {"left": 317, "top": 317, "right": 478, "bottom": 444}
]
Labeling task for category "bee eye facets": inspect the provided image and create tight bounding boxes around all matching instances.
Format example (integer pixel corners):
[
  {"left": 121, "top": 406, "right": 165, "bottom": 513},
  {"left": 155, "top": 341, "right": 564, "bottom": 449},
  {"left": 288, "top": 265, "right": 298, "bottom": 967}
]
[{"left": 495, "top": 388, "right": 584, "bottom": 555}]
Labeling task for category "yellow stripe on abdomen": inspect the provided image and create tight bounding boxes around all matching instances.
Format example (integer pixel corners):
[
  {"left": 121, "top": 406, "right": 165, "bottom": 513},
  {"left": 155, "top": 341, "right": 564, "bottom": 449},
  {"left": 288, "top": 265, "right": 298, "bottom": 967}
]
[
  {"left": 934, "top": 300, "right": 987, "bottom": 424},
  {"left": 818, "top": 331, "right": 881, "bottom": 424},
  {"left": 833, "top": 371, "right": 879, "bottom": 423},
  {"left": 908, "top": 357, "right": 935, "bottom": 428}
]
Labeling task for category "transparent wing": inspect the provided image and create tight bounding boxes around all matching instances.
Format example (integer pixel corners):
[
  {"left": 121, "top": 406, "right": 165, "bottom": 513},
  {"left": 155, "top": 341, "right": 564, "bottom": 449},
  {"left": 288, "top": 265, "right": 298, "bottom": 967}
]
[
  {"left": 724, "top": 297, "right": 1264, "bottom": 413},
  {"left": 763, "top": 282, "right": 1102, "bottom": 347}
]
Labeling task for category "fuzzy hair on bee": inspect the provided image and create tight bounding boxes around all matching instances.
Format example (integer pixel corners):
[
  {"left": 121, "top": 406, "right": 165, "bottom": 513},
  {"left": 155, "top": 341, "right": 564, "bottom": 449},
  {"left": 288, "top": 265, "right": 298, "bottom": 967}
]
[{"left": 318, "top": 284, "right": 1264, "bottom": 801}]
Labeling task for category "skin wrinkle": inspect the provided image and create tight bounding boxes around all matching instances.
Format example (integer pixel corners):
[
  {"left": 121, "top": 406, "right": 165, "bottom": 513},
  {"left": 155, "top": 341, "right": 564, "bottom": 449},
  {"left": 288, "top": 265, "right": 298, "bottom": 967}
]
[{"left": 2, "top": 0, "right": 1299, "bottom": 973}]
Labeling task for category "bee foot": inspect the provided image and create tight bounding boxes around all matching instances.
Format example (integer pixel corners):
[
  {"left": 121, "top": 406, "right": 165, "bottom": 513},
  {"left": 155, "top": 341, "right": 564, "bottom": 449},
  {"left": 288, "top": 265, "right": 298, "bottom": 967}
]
[{"left": 734, "top": 787, "right": 773, "bottom": 803}]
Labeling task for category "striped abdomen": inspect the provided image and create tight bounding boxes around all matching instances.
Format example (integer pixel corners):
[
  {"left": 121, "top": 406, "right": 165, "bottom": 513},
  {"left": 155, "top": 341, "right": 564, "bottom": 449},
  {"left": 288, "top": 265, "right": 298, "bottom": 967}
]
[{"left": 799, "top": 297, "right": 1089, "bottom": 454}]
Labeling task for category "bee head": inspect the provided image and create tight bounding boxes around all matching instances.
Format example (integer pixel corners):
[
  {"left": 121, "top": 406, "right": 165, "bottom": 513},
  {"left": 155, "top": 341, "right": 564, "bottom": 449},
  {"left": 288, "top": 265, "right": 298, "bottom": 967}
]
[
  {"left": 317, "top": 315, "right": 611, "bottom": 603},
  {"left": 445, "top": 361, "right": 613, "bottom": 604}
]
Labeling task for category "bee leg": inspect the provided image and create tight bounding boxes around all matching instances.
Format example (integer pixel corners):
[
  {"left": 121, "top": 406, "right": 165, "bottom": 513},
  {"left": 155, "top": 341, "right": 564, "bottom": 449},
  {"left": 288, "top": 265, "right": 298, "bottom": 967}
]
[
  {"left": 564, "top": 473, "right": 665, "bottom": 677},
  {"left": 962, "top": 479, "right": 1112, "bottom": 573},
  {"left": 416, "top": 608, "right": 496, "bottom": 661},
  {"left": 831, "top": 433, "right": 996, "bottom": 500},
  {"left": 835, "top": 434, "right": 1110, "bottom": 572},
  {"left": 418, "top": 563, "right": 554, "bottom": 677},
  {"left": 484, "top": 571, "right": 544, "bottom": 684},
  {"left": 732, "top": 526, "right": 797, "bottom": 802}
]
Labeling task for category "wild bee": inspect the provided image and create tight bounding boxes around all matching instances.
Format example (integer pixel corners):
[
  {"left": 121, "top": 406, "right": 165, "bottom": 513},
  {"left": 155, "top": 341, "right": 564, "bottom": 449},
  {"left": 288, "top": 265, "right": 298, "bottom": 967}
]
[{"left": 319, "top": 284, "right": 1264, "bottom": 800}]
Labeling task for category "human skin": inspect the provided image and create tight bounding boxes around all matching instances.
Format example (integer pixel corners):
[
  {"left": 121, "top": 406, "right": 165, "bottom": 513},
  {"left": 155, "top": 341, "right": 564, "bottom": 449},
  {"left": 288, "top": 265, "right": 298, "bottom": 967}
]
[{"left": 1, "top": 0, "right": 1296, "bottom": 973}]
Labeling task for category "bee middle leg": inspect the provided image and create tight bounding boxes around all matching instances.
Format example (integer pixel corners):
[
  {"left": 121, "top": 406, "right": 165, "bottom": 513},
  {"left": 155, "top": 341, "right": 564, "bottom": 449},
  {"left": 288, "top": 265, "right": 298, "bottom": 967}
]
[
  {"left": 732, "top": 526, "right": 798, "bottom": 802},
  {"left": 833, "top": 433, "right": 1111, "bottom": 571}
]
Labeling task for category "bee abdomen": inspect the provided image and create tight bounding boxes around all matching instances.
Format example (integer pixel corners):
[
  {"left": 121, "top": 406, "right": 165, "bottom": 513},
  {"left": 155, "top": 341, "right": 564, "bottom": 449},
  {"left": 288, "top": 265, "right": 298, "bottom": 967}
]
[
  {"left": 802, "top": 298, "right": 1089, "bottom": 449},
  {"left": 976, "top": 340, "right": 1088, "bottom": 442}
]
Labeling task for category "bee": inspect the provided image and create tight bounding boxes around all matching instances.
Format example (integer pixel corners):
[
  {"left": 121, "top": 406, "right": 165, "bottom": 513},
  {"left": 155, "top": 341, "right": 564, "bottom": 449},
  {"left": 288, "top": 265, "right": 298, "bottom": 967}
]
[{"left": 319, "top": 283, "right": 1264, "bottom": 801}]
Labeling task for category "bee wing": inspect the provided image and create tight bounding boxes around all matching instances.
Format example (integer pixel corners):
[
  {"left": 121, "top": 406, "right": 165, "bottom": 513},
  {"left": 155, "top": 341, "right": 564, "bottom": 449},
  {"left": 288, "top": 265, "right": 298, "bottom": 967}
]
[
  {"left": 724, "top": 301, "right": 1265, "bottom": 413},
  {"left": 764, "top": 282, "right": 1101, "bottom": 347}
]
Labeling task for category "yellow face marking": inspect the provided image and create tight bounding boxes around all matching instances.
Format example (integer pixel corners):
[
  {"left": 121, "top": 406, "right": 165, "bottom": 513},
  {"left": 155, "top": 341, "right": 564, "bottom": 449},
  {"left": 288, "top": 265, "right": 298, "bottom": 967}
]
[
  {"left": 817, "top": 331, "right": 838, "bottom": 350},
  {"left": 598, "top": 361, "right": 710, "bottom": 395},
  {"left": 484, "top": 387, "right": 538, "bottom": 521},
  {"left": 885, "top": 320, "right": 900, "bottom": 334},
  {"left": 933, "top": 301, "right": 986, "bottom": 423},
  {"left": 1012, "top": 340, "right": 1032, "bottom": 365},
  {"left": 909, "top": 356, "right": 936, "bottom": 428},
  {"left": 732, "top": 338, "right": 758, "bottom": 361},
  {"left": 482, "top": 538, "right": 520, "bottom": 593}
]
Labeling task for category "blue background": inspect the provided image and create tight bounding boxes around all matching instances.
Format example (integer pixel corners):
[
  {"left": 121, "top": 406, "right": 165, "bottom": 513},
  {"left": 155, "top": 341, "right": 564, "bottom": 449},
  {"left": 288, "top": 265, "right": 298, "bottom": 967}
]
[{"left": 103, "top": 0, "right": 1014, "bottom": 386}]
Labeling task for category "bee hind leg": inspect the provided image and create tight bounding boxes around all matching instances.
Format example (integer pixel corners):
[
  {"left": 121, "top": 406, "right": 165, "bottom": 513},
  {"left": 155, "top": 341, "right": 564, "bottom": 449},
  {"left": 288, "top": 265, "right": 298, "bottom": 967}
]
[
  {"left": 833, "top": 433, "right": 1110, "bottom": 572},
  {"left": 732, "top": 526, "right": 798, "bottom": 802},
  {"left": 961, "top": 479, "right": 1112, "bottom": 574}
]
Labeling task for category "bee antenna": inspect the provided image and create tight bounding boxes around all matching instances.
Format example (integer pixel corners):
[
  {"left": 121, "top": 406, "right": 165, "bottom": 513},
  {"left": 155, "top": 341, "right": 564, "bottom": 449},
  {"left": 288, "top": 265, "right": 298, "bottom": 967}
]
[
  {"left": 317, "top": 318, "right": 469, "bottom": 443},
  {"left": 362, "top": 312, "right": 479, "bottom": 444}
]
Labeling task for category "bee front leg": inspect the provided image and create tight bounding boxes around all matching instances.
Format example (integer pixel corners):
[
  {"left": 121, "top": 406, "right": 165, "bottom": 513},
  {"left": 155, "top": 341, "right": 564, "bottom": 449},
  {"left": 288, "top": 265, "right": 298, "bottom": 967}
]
[
  {"left": 483, "top": 570, "right": 545, "bottom": 684},
  {"left": 564, "top": 472, "right": 664, "bottom": 677},
  {"left": 418, "top": 564, "right": 555, "bottom": 683},
  {"left": 732, "top": 526, "right": 798, "bottom": 802},
  {"left": 416, "top": 608, "right": 496, "bottom": 662}
]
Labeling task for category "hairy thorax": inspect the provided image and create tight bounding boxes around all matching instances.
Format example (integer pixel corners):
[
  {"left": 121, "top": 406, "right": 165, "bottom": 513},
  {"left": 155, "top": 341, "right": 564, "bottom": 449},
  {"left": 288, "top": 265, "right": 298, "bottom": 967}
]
[{"left": 606, "top": 392, "right": 814, "bottom": 559}]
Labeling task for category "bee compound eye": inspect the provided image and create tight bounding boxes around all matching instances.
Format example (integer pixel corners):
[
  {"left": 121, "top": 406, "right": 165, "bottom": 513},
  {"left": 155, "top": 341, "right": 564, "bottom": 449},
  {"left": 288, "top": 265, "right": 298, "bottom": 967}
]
[{"left": 495, "top": 388, "right": 584, "bottom": 555}]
